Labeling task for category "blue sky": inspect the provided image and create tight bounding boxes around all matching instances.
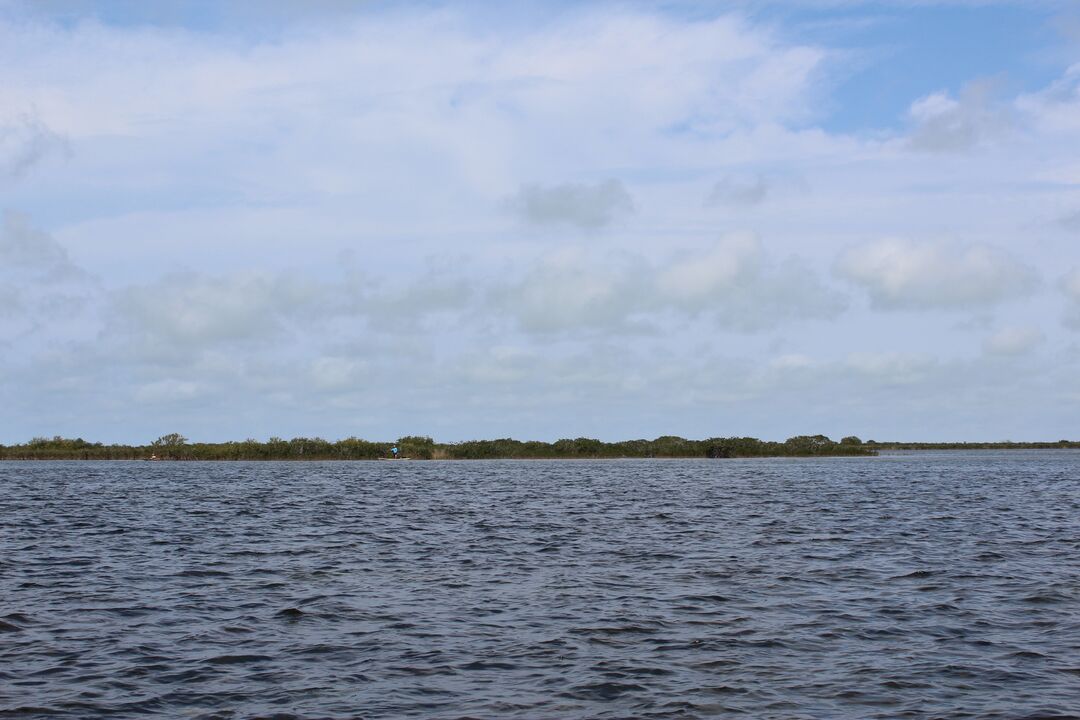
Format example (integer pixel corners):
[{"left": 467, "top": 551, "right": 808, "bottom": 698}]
[
  {"left": 785, "top": 3, "right": 1068, "bottom": 131},
  {"left": 2, "top": 0, "right": 1079, "bottom": 443}
]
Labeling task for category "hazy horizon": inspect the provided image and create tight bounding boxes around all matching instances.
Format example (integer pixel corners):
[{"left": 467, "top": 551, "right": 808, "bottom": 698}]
[{"left": 3, "top": 0, "right": 1080, "bottom": 444}]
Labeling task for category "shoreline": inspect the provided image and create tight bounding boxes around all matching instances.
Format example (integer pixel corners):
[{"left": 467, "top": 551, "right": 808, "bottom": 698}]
[
  {"left": 3, "top": 448, "right": 1079, "bottom": 463},
  {"left": 4, "top": 434, "right": 1077, "bottom": 462}
]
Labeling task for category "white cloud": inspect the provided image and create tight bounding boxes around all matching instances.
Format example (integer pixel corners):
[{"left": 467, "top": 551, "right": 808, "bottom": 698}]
[
  {"left": 104, "top": 262, "right": 475, "bottom": 364},
  {"left": 112, "top": 271, "right": 324, "bottom": 349},
  {"left": 657, "top": 234, "right": 847, "bottom": 330},
  {"left": 487, "top": 12, "right": 825, "bottom": 140},
  {"left": 499, "top": 235, "right": 845, "bottom": 334},
  {"left": 496, "top": 248, "right": 647, "bottom": 333},
  {"left": 983, "top": 325, "right": 1044, "bottom": 356},
  {"left": 0, "top": 9, "right": 826, "bottom": 180},
  {"left": 1016, "top": 63, "right": 1080, "bottom": 134},
  {"left": 657, "top": 234, "right": 762, "bottom": 304},
  {"left": 835, "top": 238, "right": 1038, "bottom": 310}
]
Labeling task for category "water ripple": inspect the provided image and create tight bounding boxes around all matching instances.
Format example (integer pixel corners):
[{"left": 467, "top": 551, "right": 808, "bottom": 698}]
[{"left": 2, "top": 452, "right": 1080, "bottom": 718}]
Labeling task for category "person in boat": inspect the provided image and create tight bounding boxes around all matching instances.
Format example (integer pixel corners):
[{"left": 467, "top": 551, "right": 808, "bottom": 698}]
[{"left": 390, "top": 445, "right": 399, "bottom": 459}]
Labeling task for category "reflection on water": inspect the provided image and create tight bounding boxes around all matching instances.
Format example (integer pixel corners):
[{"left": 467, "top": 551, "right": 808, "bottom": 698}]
[{"left": 2, "top": 453, "right": 1080, "bottom": 718}]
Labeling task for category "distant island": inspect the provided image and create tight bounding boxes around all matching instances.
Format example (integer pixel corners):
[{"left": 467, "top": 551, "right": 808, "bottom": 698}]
[{"left": 0, "top": 434, "right": 1077, "bottom": 461}]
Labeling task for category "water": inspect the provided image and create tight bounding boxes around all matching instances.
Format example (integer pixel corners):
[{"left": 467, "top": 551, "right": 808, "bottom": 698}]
[{"left": 2, "top": 453, "right": 1080, "bottom": 719}]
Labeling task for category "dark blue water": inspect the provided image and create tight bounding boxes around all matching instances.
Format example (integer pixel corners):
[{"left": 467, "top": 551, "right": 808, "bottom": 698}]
[{"left": 2, "top": 453, "right": 1080, "bottom": 719}]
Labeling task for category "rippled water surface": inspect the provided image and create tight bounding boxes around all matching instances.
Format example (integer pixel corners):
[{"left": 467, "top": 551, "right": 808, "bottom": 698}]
[{"left": 3, "top": 453, "right": 1080, "bottom": 719}]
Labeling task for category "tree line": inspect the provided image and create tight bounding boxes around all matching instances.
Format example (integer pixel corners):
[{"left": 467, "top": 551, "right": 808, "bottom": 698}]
[
  {"left": 2, "top": 434, "right": 1076, "bottom": 461},
  {"left": 0, "top": 433, "right": 882, "bottom": 460}
]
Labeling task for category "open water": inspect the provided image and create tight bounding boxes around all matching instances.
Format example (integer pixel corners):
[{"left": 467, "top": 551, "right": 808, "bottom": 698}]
[{"left": 2, "top": 453, "right": 1080, "bottom": 719}]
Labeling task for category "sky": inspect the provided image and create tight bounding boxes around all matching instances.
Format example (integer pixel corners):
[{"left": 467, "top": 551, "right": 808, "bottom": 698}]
[{"left": 2, "top": 0, "right": 1080, "bottom": 444}]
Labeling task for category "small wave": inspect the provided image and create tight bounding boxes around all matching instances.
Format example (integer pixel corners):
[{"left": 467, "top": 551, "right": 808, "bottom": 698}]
[
  {"left": 881, "top": 679, "right": 931, "bottom": 689},
  {"left": 203, "top": 654, "right": 274, "bottom": 665},
  {"left": 560, "top": 682, "right": 646, "bottom": 700},
  {"left": 275, "top": 607, "right": 304, "bottom": 618},
  {"left": 458, "top": 660, "right": 518, "bottom": 671},
  {"left": 0, "top": 706, "right": 60, "bottom": 715},
  {"left": 681, "top": 594, "right": 731, "bottom": 603},
  {"left": 175, "top": 569, "right": 231, "bottom": 577}
]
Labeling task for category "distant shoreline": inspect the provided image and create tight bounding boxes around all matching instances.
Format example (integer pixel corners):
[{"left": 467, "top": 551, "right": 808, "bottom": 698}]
[
  {"left": 2, "top": 434, "right": 1078, "bottom": 461},
  {"left": 4, "top": 450, "right": 1079, "bottom": 464}
]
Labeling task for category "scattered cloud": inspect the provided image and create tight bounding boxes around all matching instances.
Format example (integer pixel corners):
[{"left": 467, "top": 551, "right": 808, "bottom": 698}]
[
  {"left": 0, "top": 113, "right": 67, "bottom": 181},
  {"left": 110, "top": 271, "right": 325, "bottom": 350},
  {"left": 309, "top": 356, "right": 369, "bottom": 392},
  {"left": 133, "top": 378, "right": 205, "bottom": 404},
  {"left": 983, "top": 325, "right": 1044, "bottom": 356},
  {"left": 1060, "top": 209, "right": 1080, "bottom": 232},
  {"left": 504, "top": 179, "right": 635, "bottom": 231},
  {"left": 0, "top": 212, "right": 83, "bottom": 280},
  {"left": 0, "top": 213, "right": 97, "bottom": 340},
  {"left": 657, "top": 234, "right": 846, "bottom": 330},
  {"left": 656, "top": 234, "right": 762, "bottom": 306},
  {"left": 1062, "top": 268, "right": 1080, "bottom": 330},
  {"left": 1016, "top": 63, "right": 1080, "bottom": 133},
  {"left": 907, "top": 80, "right": 1013, "bottom": 153},
  {"left": 0, "top": 285, "right": 22, "bottom": 318},
  {"left": 768, "top": 353, "right": 815, "bottom": 372},
  {"left": 362, "top": 273, "right": 473, "bottom": 333},
  {"left": 704, "top": 175, "right": 769, "bottom": 208},
  {"left": 495, "top": 248, "right": 647, "bottom": 333},
  {"left": 499, "top": 235, "right": 845, "bottom": 334},
  {"left": 845, "top": 351, "right": 937, "bottom": 385},
  {"left": 835, "top": 238, "right": 1038, "bottom": 310}
]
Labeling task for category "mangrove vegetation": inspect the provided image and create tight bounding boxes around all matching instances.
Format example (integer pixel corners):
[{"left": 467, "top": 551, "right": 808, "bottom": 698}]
[
  {"left": 0, "top": 433, "right": 888, "bottom": 460},
  {"left": 2, "top": 434, "right": 1077, "bottom": 461}
]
